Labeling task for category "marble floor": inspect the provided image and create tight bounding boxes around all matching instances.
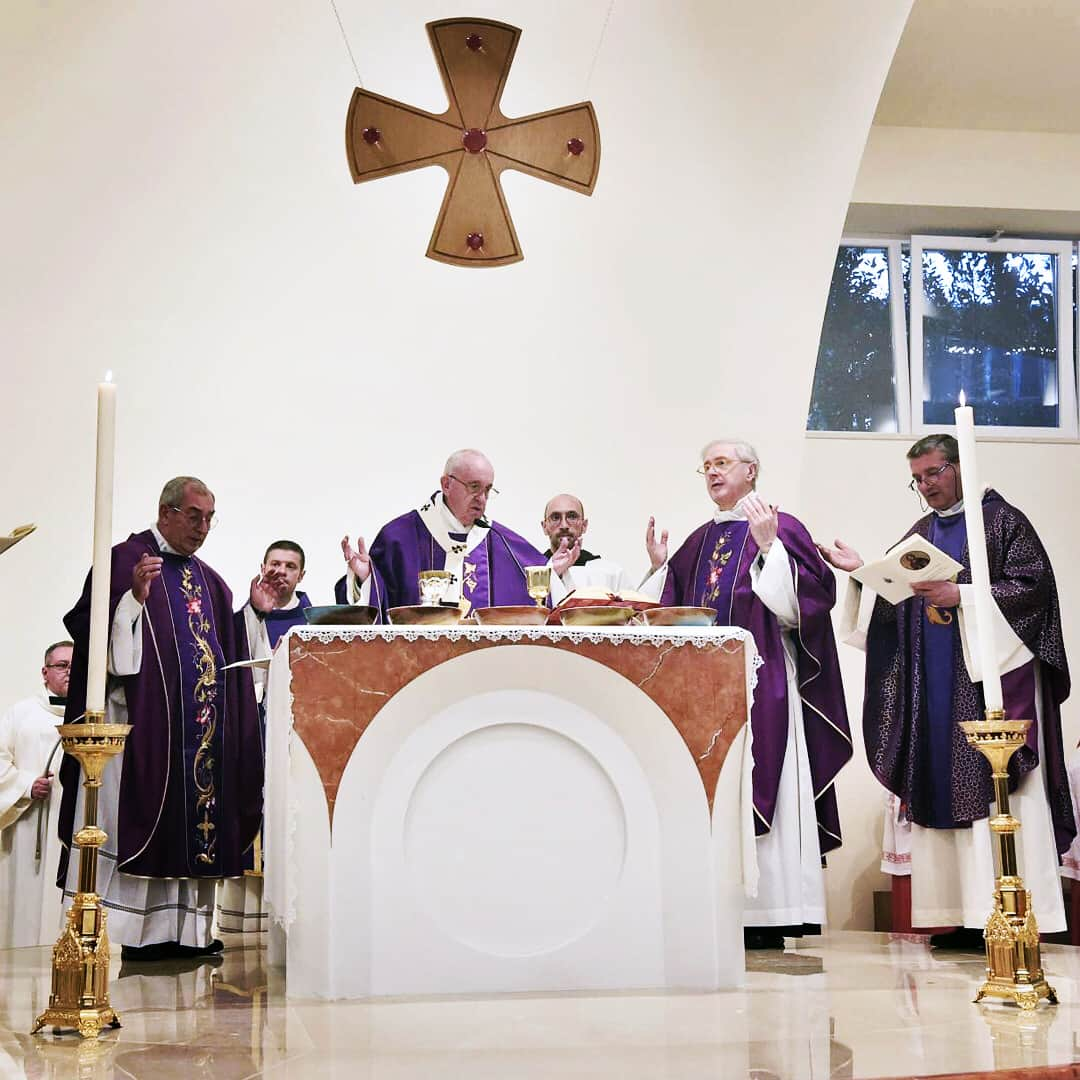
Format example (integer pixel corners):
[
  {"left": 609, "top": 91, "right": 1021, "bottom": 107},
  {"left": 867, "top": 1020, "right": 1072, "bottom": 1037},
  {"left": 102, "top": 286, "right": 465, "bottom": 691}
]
[{"left": 3, "top": 932, "right": 1080, "bottom": 1079}]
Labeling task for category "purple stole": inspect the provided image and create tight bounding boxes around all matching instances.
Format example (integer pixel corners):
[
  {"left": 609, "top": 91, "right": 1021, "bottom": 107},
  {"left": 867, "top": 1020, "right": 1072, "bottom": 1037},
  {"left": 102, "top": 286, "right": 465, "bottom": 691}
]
[
  {"left": 663, "top": 514, "right": 852, "bottom": 854},
  {"left": 160, "top": 554, "right": 227, "bottom": 870},
  {"left": 864, "top": 490, "right": 1075, "bottom": 852}
]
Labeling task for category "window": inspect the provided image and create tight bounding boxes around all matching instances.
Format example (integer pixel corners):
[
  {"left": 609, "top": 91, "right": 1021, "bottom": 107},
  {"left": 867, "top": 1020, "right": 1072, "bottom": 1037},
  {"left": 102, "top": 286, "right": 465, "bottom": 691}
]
[
  {"left": 808, "top": 235, "right": 1078, "bottom": 438},
  {"left": 807, "top": 240, "right": 908, "bottom": 433}
]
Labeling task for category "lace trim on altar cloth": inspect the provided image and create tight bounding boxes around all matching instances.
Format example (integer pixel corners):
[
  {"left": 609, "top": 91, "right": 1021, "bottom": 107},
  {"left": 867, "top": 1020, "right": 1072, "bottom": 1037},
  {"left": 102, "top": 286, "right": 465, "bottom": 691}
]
[{"left": 292, "top": 624, "right": 763, "bottom": 696}]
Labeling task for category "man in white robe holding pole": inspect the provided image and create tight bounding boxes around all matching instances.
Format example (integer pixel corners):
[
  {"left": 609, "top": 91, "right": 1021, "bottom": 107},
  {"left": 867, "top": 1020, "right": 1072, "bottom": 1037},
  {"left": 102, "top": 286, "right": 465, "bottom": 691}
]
[{"left": 0, "top": 641, "right": 72, "bottom": 948}]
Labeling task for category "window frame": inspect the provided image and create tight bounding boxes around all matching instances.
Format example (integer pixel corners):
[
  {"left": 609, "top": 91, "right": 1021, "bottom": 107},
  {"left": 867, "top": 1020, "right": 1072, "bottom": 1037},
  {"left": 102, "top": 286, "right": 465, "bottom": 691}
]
[{"left": 909, "top": 234, "right": 1077, "bottom": 439}]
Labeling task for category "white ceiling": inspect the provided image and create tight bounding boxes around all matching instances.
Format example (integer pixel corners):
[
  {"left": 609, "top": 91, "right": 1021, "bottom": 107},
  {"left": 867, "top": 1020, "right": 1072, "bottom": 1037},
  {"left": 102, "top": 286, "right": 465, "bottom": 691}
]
[{"left": 874, "top": 0, "right": 1080, "bottom": 133}]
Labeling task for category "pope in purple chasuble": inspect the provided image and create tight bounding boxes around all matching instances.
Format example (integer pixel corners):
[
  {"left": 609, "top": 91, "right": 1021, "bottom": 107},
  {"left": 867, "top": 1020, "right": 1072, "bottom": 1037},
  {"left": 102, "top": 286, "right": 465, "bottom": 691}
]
[
  {"left": 58, "top": 529, "right": 262, "bottom": 948},
  {"left": 349, "top": 492, "right": 545, "bottom": 617},
  {"left": 862, "top": 489, "right": 1073, "bottom": 930}
]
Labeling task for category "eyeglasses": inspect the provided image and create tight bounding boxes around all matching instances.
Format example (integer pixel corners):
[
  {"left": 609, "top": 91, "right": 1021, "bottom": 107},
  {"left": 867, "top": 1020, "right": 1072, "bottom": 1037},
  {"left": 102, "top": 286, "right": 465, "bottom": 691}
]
[
  {"left": 908, "top": 463, "right": 954, "bottom": 492},
  {"left": 45, "top": 661, "right": 71, "bottom": 671},
  {"left": 447, "top": 475, "right": 499, "bottom": 498},
  {"left": 696, "top": 458, "right": 750, "bottom": 476},
  {"left": 168, "top": 506, "right": 218, "bottom": 529},
  {"left": 545, "top": 511, "right": 582, "bottom": 525}
]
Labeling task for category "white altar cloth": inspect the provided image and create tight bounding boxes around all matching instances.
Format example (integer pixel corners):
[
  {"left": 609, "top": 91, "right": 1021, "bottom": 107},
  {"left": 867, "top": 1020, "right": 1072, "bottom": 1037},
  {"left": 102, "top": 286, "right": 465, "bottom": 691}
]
[{"left": 264, "top": 625, "right": 760, "bottom": 999}]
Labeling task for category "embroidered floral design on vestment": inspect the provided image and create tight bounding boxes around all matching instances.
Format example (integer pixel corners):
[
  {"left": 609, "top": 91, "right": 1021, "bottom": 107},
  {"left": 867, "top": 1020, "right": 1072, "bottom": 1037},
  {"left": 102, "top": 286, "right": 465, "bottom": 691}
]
[{"left": 180, "top": 565, "right": 219, "bottom": 865}]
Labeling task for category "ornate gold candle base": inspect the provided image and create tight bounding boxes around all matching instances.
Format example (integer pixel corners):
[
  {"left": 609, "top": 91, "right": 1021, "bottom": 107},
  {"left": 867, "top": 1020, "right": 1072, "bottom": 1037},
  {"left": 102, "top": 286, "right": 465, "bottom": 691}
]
[
  {"left": 960, "top": 710, "right": 1057, "bottom": 1010},
  {"left": 32, "top": 717, "right": 131, "bottom": 1039}
]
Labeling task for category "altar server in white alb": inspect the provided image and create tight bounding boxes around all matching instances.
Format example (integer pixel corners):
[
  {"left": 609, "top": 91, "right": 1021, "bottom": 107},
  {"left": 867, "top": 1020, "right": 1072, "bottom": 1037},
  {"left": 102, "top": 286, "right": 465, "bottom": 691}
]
[
  {"left": 652, "top": 440, "right": 852, "bottom": 949},
  {"left": 0, "top": 641, "right": 72, "bottom": 948},
  {"left": 541, "top": 493, "right": 666, "bottom": 604}
]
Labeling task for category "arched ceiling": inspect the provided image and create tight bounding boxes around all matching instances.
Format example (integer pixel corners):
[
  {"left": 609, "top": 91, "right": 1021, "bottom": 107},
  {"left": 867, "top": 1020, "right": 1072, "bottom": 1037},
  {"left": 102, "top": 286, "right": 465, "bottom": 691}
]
[{"left": 875, "top": 0, "right": 1080, "bottom": 133}]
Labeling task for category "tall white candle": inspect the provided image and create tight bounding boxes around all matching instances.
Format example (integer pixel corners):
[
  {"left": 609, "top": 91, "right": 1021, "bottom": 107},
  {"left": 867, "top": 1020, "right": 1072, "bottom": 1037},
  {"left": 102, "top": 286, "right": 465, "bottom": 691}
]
[
  {"left": 953, "top": 392, "right": 1003, "bottom": 711},
  {"left": 85, "top": 373, "right": 116, "bottom": 716}
]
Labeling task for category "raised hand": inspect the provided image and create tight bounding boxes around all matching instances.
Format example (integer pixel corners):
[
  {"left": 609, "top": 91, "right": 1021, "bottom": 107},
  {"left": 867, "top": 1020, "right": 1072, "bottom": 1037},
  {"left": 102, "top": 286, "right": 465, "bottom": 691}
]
[
  {"left": 132, "top": 553, "right": 163, "bottom": 604},
  {"left": 250, "top": 571, "right": 284, "bottom": 613},
  {"left": 817, "top": 538, "right": 864, "bottom": 572},
  {"left": 341, "top": 534, "right": 372, "bottom": 583},
  {"left": 551, "top": 536, "right": 581, "bottom": 578},
  {"left": 645, "top": 516, "right": 669, "bottom": 571},
  {"left": 743, "top": 494, "right": 779, "bottom": 553}
]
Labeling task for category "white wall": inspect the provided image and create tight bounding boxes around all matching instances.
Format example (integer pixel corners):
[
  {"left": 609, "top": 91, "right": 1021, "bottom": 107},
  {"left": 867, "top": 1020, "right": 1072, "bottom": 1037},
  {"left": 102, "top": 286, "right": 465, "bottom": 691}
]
[{"left": 2, "top": 2, "right": 917, "bottom": 926}]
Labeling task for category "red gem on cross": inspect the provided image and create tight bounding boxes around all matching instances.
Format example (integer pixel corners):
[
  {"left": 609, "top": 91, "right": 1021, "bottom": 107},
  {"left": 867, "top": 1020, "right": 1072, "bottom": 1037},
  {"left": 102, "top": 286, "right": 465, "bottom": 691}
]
[
  {"left": 466, "top": 33, "right": 484, "bottom": 51},
  {"left": 462, "top": 128, "right": 488, "bottom": 154},
  {"left": 466, "top": 232, "right": 484, "bottom": 251},
  {"left": 362, "top": 127, "right": 381, "bottom": 145},
  {"left": 567, "top": 137, "right": 585, "bottom": 156}
]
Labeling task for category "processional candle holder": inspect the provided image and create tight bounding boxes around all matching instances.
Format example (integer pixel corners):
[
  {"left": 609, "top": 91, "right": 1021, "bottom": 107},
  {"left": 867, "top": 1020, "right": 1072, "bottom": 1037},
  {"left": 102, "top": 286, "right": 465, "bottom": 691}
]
[
  {"left": 32, "top": 715, "right": 131, "bottom": 1039},
  {"left": 959, "top": 709, "right": 1057, "bottom": 1010}
]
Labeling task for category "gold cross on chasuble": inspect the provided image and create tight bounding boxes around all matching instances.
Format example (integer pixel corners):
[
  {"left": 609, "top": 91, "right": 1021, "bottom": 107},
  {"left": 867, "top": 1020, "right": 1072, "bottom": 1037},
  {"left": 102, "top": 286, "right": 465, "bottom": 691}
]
[{"left": 346, "top": 18, "right": 600, "bottom": 267}]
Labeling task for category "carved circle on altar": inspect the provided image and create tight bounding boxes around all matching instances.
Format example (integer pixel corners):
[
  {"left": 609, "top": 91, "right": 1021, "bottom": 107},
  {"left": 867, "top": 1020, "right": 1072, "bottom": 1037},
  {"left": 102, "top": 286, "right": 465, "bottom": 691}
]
[{"left": 402, "top": 708, "right": 628, "bottom": 958}]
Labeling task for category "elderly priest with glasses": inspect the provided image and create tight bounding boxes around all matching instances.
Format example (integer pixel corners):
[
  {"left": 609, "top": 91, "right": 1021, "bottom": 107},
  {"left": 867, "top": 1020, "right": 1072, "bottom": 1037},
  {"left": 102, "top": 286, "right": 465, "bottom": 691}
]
[
  {"left": 341, "top": 449, "right": 577, "bottom": 617},
  {"left": 57, "top": 476, "right": 263, "bottom": 961},
  {"left": 651, "top": 439, "right": 852, "bottom": 950},
  {"left": 820, "top": 433, "right": 1074, "bottom": 948}
]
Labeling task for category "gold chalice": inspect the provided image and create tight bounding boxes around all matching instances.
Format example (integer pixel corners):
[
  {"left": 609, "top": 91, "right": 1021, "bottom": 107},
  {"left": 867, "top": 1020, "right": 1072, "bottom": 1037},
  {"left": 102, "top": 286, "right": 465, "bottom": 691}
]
[
  {"left": 32, "top": 717, "right": 130, "bottom": 1039},
  {"left": 525, "top": 565, "right": 551, "bottom": 609},
  {"left": 418, "top": 569, "right": 453, "bottom": 607}
]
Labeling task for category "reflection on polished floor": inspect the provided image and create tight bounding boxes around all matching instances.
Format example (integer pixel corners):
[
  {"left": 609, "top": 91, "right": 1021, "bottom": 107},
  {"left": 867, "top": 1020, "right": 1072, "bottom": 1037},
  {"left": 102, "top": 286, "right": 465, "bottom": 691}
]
[{"left": 3, "top": 932, "right": 1080, "bottom": 1079}]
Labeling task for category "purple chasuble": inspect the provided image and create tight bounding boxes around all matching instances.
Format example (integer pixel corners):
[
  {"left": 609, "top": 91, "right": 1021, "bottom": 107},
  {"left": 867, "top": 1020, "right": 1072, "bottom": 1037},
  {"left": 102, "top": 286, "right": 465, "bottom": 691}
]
[
  {"left": 58, "top": 531, "right": 263, "bottom": 883},
  {"left": 663, "top": 514, "right": 852, "bottom": 854},
  {"left": 366, "top": 502, "right": 545, "bottom": 617},
  {"left": 864, "top": 490, "right": 1075, "bottom": 853}
]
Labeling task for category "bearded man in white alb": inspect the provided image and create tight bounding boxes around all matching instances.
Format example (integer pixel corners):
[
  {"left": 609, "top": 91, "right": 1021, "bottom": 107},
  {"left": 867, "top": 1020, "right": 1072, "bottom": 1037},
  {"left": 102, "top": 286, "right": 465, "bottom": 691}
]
[
  {"left": 541, "top": 493, "right": 667, "bottom": 605},
  {"left": 0, "top": 641, "right": 71, "bottom": 948}
]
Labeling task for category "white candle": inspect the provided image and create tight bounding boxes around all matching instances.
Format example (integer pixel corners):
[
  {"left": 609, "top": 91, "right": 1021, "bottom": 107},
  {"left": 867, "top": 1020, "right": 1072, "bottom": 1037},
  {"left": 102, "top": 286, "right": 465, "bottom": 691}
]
[
  {"left": 953, "top": 392, "right": 1003, "bottom": 711},
  {"left": 85, "top": 373, "right": 116, "bottom": 716}
]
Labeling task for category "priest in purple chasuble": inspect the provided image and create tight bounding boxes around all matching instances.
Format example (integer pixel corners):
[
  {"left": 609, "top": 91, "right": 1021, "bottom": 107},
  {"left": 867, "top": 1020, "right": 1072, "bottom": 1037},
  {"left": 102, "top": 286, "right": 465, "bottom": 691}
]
[
  {"left": 57, "top": 477, "right": 263, "bottom": 961},
  {"left": 652, "top": 440, "right": 852, "bottom": 949},
  {"left": 823, "top": 434, "right": 1073, "bottom": 943},
  {"left": 342, "top": 449, "right": 575, "bottom": 617}
]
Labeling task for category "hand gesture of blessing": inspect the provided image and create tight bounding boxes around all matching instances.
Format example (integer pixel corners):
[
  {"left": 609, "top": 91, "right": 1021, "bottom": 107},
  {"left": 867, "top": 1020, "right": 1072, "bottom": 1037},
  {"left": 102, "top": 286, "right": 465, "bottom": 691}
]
[
  {"left": 743, "top": 494, "right": 779, "bottom": 554},
  {"left": 341, "top": 534, "right": 372, "bottom": 583}
]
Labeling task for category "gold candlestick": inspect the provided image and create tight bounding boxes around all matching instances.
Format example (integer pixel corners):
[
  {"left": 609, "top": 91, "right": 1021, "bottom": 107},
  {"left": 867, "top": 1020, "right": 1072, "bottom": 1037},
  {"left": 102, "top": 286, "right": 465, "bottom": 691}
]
[
  {"left": 32, "top": 716, "right": 131, "bottom": 1039},
  {"left": 960, "top": 709, "right": 1057, "bottom": 1010}
]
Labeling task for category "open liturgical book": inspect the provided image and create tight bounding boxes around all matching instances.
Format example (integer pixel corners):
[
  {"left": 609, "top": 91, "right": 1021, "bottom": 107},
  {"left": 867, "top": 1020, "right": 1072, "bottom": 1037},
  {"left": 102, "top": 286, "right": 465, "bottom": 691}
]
[
  {"left": 0, "top": 523, "right": 35, "bottom": 556},
  {"left": 849, "top": 533, "right": 963, "bottom": 605}
]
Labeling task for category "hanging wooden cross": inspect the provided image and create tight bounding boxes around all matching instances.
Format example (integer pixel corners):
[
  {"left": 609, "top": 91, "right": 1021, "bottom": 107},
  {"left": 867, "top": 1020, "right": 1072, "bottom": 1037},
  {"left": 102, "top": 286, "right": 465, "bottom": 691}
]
[{"left": 346, "top": 18, "right": 600, "bottom": 268}]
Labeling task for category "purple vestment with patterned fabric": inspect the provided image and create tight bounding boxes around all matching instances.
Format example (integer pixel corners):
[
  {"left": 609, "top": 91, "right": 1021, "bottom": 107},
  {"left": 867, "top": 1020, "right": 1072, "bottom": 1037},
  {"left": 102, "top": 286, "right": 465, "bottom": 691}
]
[
  {"left": 662, "top": 513, "right": 852, "bottom": 854},
  {"left": 366, "top": 502, "right": 545, "bottom": 616},
  {"left": 58, "top": 530, "right": 263, "bottom": 883},
  {"left": 864, "top": 490, "right": 1075, "bottom": 854}
]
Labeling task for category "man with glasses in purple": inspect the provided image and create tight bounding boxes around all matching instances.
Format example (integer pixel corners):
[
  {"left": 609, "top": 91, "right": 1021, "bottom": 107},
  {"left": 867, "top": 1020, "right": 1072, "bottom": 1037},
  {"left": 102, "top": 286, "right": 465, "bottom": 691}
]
[
  {"left": 341, "top": 448, "right": 569, "bottom": 617},
  {"left": 821, "top": 434, "right": 1073, "bottom": 947},
  {"left": 57, "top": 476, "right": 263, "bottom": 961},
  {"left": 653, "top": 439, "right": 852, "bottom": 950},
  {"left": 0, "top": 640, "right": 72, "bottom": 948}
]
